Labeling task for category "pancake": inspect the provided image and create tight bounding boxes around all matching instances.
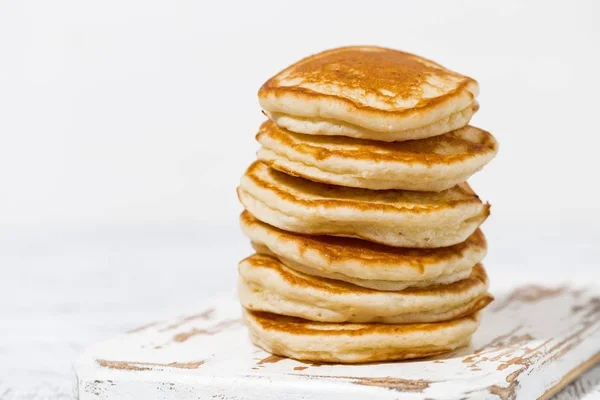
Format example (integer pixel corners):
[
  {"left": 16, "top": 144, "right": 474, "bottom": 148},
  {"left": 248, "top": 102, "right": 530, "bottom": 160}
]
[
  {"left": 265, "top": 105, "right": 477, "bottom": 143},
  {"left": 256, "top": 119, "right": 498, "bottom": 191},
  {"left": 238, "top": 254, "right": 493, "bottom": 324},
  {"left": 243, "top": 309, "right": 480, "bottom": 363},
  {"left": 259, "top": 46, "right": 479, "bottom": 142},
  {"left": 240, "top": 211, "right": 487, "bottom": 291},
  {"left": 237, "top": 162, "right": 489, "bottom": 248}
]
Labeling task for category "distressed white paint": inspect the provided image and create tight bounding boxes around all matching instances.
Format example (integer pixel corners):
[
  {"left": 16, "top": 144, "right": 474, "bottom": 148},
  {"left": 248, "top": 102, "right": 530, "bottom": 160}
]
[
  {"left": 76, "top": 286, "right": 600, "bottom": 400},
  {"left": 3, "top": 225, "right": 600, "bottom": 399}
]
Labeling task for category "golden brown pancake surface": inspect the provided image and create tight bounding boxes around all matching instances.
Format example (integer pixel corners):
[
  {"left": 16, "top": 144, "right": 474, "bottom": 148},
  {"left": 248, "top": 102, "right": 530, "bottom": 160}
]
[
  {"left": 237, "top": 162, "right": 489, "bottom": 248},
  {"left": 241, "top": 253, "right": 490, "bottom": 296},
  {"left": 238, "top": 253, "right": 493, "bottom": 323},
  {"left": 258, "top": 46, "right": 479, "bottom": 141},
  {"left": 257, "top": 119, "right": 496, "bottom": 165},
  {"left": 243, "top": 309, "right": 481, "bottom": 363},
  {"left": 260, "top": 46, "right": 477, "bottom": 115},
  {"left": 241, "top": 161, "right": 483, "bottom": 213},
  {"left": 255, "top": 119, "right": 498, "bottom": 191},
  {"left": 241, "top": 210, "right": 486, "bottom": 269},
  {"left": 240, "top": 211, "right": 487, "bottom": 290},
  {"left": 248, "top": 309, "right": 479, "bottom": 336}
]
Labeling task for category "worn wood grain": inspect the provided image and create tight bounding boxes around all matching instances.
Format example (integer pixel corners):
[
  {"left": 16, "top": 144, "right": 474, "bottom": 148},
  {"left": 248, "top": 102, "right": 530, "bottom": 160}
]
[
  {"left": 75, "top": 285, "right": 600, "bottom": 399},
  {"left": 2, "top": 225, "right": 600, "bottom": 399}
]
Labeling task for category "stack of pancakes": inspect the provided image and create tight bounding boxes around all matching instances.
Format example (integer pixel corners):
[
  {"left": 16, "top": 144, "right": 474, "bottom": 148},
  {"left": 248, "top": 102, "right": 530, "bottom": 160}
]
[{"left": 237, "top": 46, "right": 498, "bottom": 363}]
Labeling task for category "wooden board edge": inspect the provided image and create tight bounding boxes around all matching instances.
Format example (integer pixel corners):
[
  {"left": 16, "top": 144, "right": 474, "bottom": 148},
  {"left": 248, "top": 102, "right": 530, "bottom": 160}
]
[{"left": 539, "top": 352, "right": 600, "bottom": 400}]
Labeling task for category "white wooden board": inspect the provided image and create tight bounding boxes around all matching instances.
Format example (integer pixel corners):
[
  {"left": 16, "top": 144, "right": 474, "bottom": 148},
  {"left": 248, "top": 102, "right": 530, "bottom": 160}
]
[{"left": 75, "top": 285, "right": 600, "bottom": 400}]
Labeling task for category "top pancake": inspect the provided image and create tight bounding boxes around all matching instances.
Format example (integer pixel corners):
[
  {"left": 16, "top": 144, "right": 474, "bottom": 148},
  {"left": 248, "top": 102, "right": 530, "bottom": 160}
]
[{"left": 259, "top": 46, "right": 479, "bottom": 141}]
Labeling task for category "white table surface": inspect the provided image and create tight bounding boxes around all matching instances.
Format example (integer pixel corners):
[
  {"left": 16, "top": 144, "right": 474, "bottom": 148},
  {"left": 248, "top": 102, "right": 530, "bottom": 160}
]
[{"left": 2, "top": 221, "right": 599, "bottom": 399}]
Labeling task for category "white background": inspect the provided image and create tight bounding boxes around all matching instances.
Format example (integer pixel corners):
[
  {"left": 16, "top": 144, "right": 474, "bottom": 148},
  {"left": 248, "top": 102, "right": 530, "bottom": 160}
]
[
  {"left": 1, "top": 0, "right": 600, "bottom": 227},
  {"left": 1, "top": 1, "right": 599, "bottom": 398}
]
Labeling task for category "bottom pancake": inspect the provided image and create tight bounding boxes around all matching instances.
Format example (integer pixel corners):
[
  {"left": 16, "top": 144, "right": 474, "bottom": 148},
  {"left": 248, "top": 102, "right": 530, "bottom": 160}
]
[{"left": 243, "top": 309, "right": 480, "bottom": 363}]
